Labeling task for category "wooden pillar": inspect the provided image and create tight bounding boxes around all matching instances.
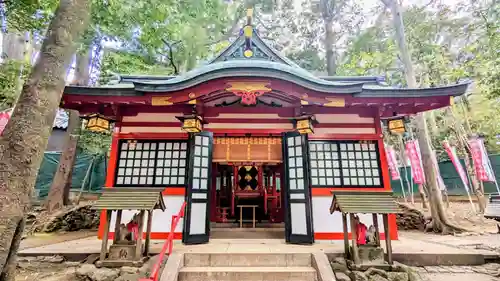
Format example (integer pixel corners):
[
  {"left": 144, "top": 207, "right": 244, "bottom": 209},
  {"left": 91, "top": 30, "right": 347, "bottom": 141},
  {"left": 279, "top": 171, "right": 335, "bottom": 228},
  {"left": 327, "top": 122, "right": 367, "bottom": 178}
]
[
  {"left": 100, "top": 210, "right": 112, "bottom": 262},
  {"left": 144, "top": 210, "right": 153, "bottom": 256},
  {"left": 135, "top": 210, "right": 145, "bottom": 259},
  {"left": 349, "top": 213, "right": 360, "bottom": 265},
  {"left": 372, "top": 213, "right": 380, "bottom": 246},
  {"left": 383, "top": 214, "right": 393, "bottom": 264},
  {"left": 113, "top": 210, "right": 122, "bottom": 243},
  {"left": 342, "top": 213, "right": 349, "bottom": 258}
]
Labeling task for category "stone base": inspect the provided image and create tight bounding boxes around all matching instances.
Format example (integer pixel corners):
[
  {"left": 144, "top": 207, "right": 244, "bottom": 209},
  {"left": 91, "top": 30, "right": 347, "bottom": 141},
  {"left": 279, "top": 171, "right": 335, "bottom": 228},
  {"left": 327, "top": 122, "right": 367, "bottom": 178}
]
[
  {"left": 357, "top": 245, "right": 385, "bottom": 264},
  {"left": 96, "top": 257, "right": 148, "bottom": 268},
  {"left": 108, "top": 244, "right": 137, "bottom": 261}
]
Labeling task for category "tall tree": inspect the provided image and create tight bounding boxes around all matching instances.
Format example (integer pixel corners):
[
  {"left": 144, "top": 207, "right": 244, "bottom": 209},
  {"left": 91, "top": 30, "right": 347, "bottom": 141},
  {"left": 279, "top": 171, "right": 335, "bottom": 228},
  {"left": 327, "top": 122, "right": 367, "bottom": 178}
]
[
  {"left": 380, "top": 0, "right": 466, "bottom": 233},
  {"left": 0, "top": 0, "right": 91, "bottom": 279},
  {"left": 45, "top": 50, "right": 91, "bottom": 212}
]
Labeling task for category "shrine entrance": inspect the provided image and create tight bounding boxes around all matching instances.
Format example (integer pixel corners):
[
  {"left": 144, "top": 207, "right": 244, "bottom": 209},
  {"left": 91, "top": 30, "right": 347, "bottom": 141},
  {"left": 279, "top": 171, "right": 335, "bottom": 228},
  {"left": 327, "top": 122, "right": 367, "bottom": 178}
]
[{"left": 209, "top": 136, "right": 286, "bottom": 237}]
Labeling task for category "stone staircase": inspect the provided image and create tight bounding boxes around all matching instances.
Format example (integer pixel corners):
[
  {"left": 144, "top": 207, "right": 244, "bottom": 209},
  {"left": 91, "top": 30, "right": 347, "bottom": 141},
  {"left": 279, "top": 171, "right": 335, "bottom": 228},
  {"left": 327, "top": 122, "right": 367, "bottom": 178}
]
[{"left": 177, "top": 252, "right": 319, "bottom": 281}]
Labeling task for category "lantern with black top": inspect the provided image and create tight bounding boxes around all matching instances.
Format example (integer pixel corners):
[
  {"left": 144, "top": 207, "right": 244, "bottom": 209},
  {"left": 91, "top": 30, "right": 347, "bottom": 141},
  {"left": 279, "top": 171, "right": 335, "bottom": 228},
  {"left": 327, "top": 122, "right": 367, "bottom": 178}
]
[
  {"left": 85, "top": 113, "right": 112, "bottom": 133},
  {"left": 387, "top": 116, "right": 408, "bottom": 135},
  {"left": 176, "top": 114, "right": 204, "bottom": 133},
  {"left": 294, "top": 115, "right": 316, "bottom": 134}
]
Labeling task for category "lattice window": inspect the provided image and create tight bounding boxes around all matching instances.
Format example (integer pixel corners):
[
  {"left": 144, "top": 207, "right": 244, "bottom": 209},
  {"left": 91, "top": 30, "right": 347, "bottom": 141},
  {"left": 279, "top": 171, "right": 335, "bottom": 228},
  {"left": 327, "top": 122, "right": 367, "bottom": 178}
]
[
  {"left": 115, "top": 140, "right": 188, "bottom": 187},
  {"left": 191, "top": 134, "right": 211, "bottom": 190},
  {"left": 287, "top": 135, "right": 306, "bottom": 190},
  {"left": 156, "top": 142, "right": 188, "bottom": 185},
  {"left": 309, "top": 141, "right": 382, "bottom": 187}
]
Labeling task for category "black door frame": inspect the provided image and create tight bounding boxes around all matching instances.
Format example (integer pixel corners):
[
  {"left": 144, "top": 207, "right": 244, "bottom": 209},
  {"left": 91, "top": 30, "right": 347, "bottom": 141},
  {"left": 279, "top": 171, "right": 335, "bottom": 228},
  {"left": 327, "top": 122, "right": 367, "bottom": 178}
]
[
  {"left": 182, "top": 131, "right": 214, "bottom": 244},
  {"left": 282, "top": 131, "right": 314, "bottom": 244}
]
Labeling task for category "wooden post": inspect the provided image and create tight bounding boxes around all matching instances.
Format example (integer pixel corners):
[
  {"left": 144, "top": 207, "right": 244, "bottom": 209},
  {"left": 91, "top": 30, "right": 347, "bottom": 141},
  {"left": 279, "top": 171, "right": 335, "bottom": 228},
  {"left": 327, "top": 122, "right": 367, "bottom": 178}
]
[
  {"left": 342, "top": 213, "right": 349, "bottom": 258},
  {"left": 349, "top": 213, "right": 360, "bottom": 265},
  {"left": 383, "top": 214, "right": 393, "bottom": 264},
  {"left": 239, "top": 205, "right": 243, "bottom": 228},
  {"left": 113, "top": 210, "right": 122, "bottom": 243},
  {"left": 135, "top": 210, "right": 145, "bottom": 259},
  {"left": 252, "top": 206, "right": 256, "bottom": 228},
  {"left": 144, "top": 210, "right": 153, "bottom": 256},
  {"left": 100, "top": 210, "right": 112, "bottom": 262},
  {"left": 372, "top": 213, "right": 380, "bottom": 246}
]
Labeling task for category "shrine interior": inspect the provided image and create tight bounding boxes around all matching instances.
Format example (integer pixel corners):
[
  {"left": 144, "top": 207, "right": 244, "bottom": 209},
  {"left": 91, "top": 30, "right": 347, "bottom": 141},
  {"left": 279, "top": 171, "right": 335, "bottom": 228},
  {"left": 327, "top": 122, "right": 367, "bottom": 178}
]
[{"left": 209, "top": 136, "right": 286, "bottom": 234}]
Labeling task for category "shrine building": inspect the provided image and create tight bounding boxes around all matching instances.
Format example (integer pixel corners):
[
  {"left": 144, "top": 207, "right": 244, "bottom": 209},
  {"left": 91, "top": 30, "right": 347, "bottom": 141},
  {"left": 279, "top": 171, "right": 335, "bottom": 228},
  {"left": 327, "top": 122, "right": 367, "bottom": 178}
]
[{"left": 61, "top": 10, "right": 469, "bottom": 245}]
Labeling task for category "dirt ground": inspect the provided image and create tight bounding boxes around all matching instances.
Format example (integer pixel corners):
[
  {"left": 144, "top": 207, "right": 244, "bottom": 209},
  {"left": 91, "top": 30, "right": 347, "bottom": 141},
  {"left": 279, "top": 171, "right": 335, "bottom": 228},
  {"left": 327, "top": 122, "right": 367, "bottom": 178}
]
[
  {"left": 19, "top": 230, "right": 97, "bottom": 250},
  {"left": 400, "top": 199, "right": 499, "bottom": 234}
]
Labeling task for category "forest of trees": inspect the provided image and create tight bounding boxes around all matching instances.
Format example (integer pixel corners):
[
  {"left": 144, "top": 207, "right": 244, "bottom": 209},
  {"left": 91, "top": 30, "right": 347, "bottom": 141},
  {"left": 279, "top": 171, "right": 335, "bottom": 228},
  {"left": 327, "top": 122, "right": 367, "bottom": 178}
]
[{"left": 0, "top": 0, "right": 498, "bottom": 279}]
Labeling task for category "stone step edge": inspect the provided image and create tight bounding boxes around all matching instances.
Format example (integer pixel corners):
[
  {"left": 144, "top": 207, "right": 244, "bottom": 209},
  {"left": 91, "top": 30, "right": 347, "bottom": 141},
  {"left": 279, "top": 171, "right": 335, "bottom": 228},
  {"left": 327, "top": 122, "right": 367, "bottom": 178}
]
[
  {"left": 183, "top": 252, "right": 313, "bottom": 256},
  {"left": 179, "top": 266, "right": 317, "bottom": 273}
]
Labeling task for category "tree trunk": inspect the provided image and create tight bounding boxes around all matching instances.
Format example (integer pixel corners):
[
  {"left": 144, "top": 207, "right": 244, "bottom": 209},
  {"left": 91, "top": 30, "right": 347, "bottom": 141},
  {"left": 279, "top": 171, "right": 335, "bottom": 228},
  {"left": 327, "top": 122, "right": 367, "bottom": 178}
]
[
  {"left": 1, "top": 32, "right": 25, "bottom": 61},
  {"left": 45, "top": 110, "right": 80, "bottom": 211},
  {"left": 45, "top": 50, "right": 91, "bottom": 212},
  {"left": 0, "top": 0, "right": 91, "bottom": 279},
  {"left": 324, "top": 18, "right": 336, "bottom": 75},
  {"left": 417, "top": 184, "right": 428, "bottom": 209},
  {"left": 320, "top": 0, "right": 337, "bottom": 75},
  {"left": 382, "top": 0, "right": 467, "bottom": 233}
]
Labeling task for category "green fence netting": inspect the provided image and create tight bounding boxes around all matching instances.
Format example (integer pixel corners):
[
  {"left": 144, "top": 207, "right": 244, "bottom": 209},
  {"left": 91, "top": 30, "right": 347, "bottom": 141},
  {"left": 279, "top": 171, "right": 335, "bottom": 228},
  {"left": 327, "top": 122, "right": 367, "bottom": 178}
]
[
  {"left": 391, "top": 154, "right": 500, "bottom": 197},
  {"left": 34, "top": 151, "right": 107, "bottom": 199},
  {"left": 35, "top": 152, "right": 500, "bottom": 199}
]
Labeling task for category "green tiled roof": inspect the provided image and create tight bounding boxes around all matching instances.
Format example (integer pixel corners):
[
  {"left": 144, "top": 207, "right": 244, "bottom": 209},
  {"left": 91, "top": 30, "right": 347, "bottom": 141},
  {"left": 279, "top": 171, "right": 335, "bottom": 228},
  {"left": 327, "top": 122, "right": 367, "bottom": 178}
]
[
  {"left": 331, "top": 191, "right": 403, "bottom": 214},
  {"left": 92, "top": 187, "right": 166, "bottom": 211}
]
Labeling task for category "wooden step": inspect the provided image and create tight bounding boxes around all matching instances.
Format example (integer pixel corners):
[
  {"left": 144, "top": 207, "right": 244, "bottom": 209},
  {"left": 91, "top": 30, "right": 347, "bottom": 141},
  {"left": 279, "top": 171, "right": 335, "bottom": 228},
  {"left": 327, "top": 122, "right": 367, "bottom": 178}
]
[
  {"left": 184, "top": 252, "right": 311, "bottom": 267},
  {"left": 178, "top": 266, "right": 317, "bottom": 281}
]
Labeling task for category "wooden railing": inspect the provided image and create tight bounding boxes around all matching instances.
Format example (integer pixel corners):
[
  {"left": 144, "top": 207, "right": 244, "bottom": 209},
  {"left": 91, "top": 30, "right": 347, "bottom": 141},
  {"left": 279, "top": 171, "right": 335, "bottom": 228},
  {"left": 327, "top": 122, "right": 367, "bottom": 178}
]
[{"left": 140, "top": 201, "right": 186, "bottom": 281}]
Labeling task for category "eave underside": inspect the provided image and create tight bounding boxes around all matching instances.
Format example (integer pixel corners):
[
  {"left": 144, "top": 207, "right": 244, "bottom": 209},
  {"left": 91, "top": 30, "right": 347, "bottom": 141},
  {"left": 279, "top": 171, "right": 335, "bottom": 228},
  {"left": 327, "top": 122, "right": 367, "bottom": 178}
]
[{"left": 62, "top": 77, "right": 465, "bottom": 119}]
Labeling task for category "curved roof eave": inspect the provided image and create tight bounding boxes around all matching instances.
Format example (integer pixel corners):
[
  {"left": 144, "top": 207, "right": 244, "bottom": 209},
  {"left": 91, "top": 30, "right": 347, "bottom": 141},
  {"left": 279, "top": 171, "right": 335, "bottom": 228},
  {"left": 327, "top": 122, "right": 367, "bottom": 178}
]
[
  {"left": 357, "top": 82, "right": 470, "bottom": 98},
  {"left": 132, "top": 60, "right": 365, "bottom": 94}
]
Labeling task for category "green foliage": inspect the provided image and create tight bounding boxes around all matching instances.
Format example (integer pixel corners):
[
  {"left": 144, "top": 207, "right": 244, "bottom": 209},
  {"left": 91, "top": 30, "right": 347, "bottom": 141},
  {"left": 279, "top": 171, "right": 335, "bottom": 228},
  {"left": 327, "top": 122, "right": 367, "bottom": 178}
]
[
  {"left": 99, "top": 50, "right": 173, "bottom": 83},
  {"left": 0, "top": 60, "right": 31, "bottom": 110},
  {"left": 3, "top": 0, "right": 58, "bottom": 32},
  {"left": 78, "top": 130, "right": 112, "bottom": 156}
]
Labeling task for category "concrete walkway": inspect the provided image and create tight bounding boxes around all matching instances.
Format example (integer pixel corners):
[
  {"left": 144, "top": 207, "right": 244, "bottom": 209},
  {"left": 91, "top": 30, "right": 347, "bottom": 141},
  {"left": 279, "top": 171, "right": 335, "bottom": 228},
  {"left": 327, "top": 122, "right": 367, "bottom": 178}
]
[{"left": 19, "top": 233, "right": 498, "bottom": 262}]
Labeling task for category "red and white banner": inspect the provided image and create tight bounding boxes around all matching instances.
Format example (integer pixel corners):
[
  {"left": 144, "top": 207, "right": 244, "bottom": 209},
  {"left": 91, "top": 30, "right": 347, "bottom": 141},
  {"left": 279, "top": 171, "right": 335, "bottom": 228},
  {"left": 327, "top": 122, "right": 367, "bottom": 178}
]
[
  {"left": 405, "top": 140, "right": 425, "bottom": 184},
  {"left": 469, "top": 137, "right": 495, "bottom": 182},
  {"left": 0, "top": 108, "right": 68, "bottom": 136},
  {"left": 0, "top": 110, "right": 11, "bottom": 135},
  {"left": 443, "top": 140, "right": 470, "bottom": 187},
  {"left": 385, "top": 145, "right": 400, "bottom": 180}
]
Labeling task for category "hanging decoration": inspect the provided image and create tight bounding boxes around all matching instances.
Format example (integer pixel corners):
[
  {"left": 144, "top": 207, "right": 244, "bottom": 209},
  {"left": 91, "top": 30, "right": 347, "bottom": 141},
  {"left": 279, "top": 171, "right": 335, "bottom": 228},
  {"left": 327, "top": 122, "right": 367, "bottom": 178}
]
[
  {"left": 443, "top": 140, "right": 476, "bottom": 211},
  {"left": 468, "top": 137, "right": 496, "bottom": 182},
  {"left": 405, "top": 140, "right": 425, "bottom": 184},
  {"left": 0, "top": 108, "right": 69, "bottom": 136},
  {"left": 293, "top": 115, "right": 316, "bottom": 134},
  {"left": 85, "top": 113, "right": 113, "bottom": 133},
  {"left": 387, "top": 117, "right": 407, "bottom": 134},
  {"left": 176, "top": 114, "right": 204, "bottom": 133},
  {"left": 443, "top": 140, "right": 470, "bottom": 188},
  {"left": 385, "top": 145, "right": 400, "bottom": 180}
]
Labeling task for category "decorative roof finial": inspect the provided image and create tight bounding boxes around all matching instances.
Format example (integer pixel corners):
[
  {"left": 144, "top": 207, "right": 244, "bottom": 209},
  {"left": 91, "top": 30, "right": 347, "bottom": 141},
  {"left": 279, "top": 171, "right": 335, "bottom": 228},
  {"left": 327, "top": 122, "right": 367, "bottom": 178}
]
[{"left": 243, "top": 8, "right": 254, "bottom": 58}]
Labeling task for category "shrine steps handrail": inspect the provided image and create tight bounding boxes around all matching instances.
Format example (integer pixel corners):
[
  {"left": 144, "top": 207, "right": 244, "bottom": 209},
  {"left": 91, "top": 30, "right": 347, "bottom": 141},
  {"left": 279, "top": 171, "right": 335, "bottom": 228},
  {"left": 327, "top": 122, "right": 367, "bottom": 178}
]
[{"left": 140, "top": 201, "right": 186, "bottom": 281}]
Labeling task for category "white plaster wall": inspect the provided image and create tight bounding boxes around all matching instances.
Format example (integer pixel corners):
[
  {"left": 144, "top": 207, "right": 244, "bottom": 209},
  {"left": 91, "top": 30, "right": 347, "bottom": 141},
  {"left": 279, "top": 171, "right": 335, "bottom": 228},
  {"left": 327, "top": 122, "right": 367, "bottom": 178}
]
[
  {"left": 312, "top": 196, "right": 385, "bottom": 234},
  {"left": 110, "top": 195, "right": 185, "bottom": 233}
]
